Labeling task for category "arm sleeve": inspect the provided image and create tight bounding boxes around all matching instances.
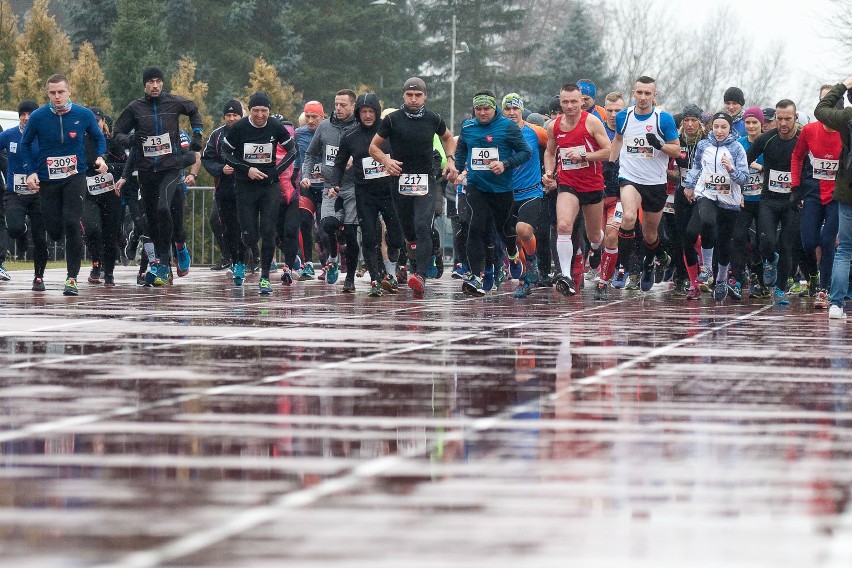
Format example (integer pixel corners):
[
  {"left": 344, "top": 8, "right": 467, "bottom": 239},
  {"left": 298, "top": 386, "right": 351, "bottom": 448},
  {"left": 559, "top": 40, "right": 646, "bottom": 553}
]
[
  {"left": 730, "top": 143, "right": 749, "bottom": 186},
  {"left": 87, "top": 115, "right": 107, "bottom": 157},
  {"left": 790, "top": 129, "right": 809, "bottom": 187},
  {"left": 301, "top": 127, "right": 323, "bottom": 181},
  {"left": 453, "top": 131, "right": 468, "bottom": 173},
  {"left": 201, "top": 131, "right": 225, "bottom": 178},
  {"left": 121, "top": 147, "right": 138, "bottom": 179},
  {"left": 221, "top": 132, "right": 250, "bottom": 175},
  {"left": 182, "top": 97, "right": 204, "bottom": 132},
  {"left": 112, "top": 106, "right": 136, "bottom": 149},
  {"left": 660, "top": 112, "right": 679, "bottom": 142},
  {"left": 19, "top": 117, "right": 36, "bottom": 176},
  {"left": 503, "top": 122, "right": 532, "bottom": 168},
  {"left": 814, "top": 83, "right": 851, "bottom": 132}
]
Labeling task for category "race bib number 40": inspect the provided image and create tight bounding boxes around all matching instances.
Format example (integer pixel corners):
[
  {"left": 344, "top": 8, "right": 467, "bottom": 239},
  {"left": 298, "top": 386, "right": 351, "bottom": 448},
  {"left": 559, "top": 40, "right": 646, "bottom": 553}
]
[
  {"left": 626, "top": 136, "right": 654, "bottom": 159},
  {"left": 398, "top": 173, "right": 429, "bottom": 196},
  {"left": 743, "top": 171, "right": 763, "bottom": 196},
  {"left": 86, "top": 172, "right": 115, "bottom": 195},
  {"left": 703, "top": 171, "right": 731, "bottom": 195},
  {"left": 768, "top": 169, "right": 791, "bottom": 193},
  {"left": 13, "top": 173, "right": 35, "bottom": 194},
  {"left": 142, "top": 133, "right": 172, "bottom": 157},
  {"left": 471, "top": 147, "right": 499, "bottom": 171},
  {"left": 559, "top": 146, "right": 589, "bottom": 170},
  {"left": 362, "top": 157, "right": 388, "bottom": 179},
  {"left": 46, "top": 155, "right": 78, "bottom": 180},
  {"left": 243, "top": 142, "right": 273, "bottom": 164}
]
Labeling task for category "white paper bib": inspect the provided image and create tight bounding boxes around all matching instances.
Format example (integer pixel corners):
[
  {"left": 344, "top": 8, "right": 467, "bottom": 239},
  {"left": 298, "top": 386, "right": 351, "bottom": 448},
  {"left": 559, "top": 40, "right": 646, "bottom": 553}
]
[
  {"left": 471, "top": 147, "right": 499, "bottom": 171},
  {"left": 142, "top": 133, "right": 172, "bottom": 157},
  {"left": 46, "top": 155, "right": 78, "bottom": 180},
  {"left": 398, "top": 173, "right": 428, "bottom": 196},
  {"left": 86, "top": 172, "right": 115, "bottom": 195}
]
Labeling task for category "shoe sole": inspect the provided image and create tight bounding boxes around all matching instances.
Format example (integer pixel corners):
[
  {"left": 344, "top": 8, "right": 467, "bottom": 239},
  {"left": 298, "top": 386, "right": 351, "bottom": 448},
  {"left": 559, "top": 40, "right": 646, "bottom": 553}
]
[
  {"left": 177, "top": 269, "right": 189, "bottom": 277},
  {"left": 63, "top": 289, "right": 78, "bottom": 296},
  {"left": 408, "top": 275, "right": 425, "bottom": 294},
  {"left": 555, "top": 280, "right": 575, "bottom": 297}
]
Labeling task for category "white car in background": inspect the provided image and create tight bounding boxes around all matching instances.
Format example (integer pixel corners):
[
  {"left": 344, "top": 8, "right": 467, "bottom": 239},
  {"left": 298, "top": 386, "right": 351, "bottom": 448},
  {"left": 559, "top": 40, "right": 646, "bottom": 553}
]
[{"left": 0, "top": 110, "right": 19, "bottom": 131}]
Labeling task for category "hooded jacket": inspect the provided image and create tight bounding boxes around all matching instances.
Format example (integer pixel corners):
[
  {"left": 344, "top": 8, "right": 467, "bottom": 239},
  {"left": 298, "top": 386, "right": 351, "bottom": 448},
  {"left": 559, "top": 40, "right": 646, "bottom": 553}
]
[
  {"left": 301, "top": 112, "right": 357, "bottom": 190},
  {"left": 454, "top": 113, "right": 531, "bottom": 193},
  {"left": 328, "top": 93, "right": 391, "bottom": 192},
  {"left": 684, "top": 131, "right": 748, "bottom": 211},
  {"left": 814, "top": 83, "right": 852, "bottom": 205}
]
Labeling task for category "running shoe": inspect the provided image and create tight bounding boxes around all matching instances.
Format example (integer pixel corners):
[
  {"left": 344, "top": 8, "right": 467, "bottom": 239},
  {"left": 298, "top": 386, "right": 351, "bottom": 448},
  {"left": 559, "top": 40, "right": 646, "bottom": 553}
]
[
  {"left": 210, "top": 259, "right": 231, "bottom": 271},
  {"left": 625, "top": 274, "right": 640, "bottom": 290},
  {"left": 672, "top": 279, "right": 689, "bottom": 297},
  {"left": 697, "top": 266, "right": 714, "bottom": 292},
  {"left": 426, "top": 256, "right": 438, "bottom": 279},
  {"left": 233, "top": 262, "right": 246, "bottom": 286},
  {"left": 301, "top": 262, "right": 315, "bottom": 278},
  {"left": 828, "top": 304, "right": 846, "bottom": 319},
  {"left": 396, "top": 264, "right": 408, "bottom": 284},
  {"left": 32, "top": 277, "right": 45, "bottom": 292},
  {"left": 714, "top": 281, "right": 728, "bottom": 302},
  {"left": 727, "top": 279, "right": 742, "bottom": 301},
  {"left": 686, "top": 284, "right": 701, "bottom": 300},
  {"left": 176, "top": 245, "right": 191, "bottom": 277},
  {"left": 325, "top": 261, "right": 340, "bottom": 284},
  {"left": 259, "top": 277, "right": 272, "bottom": 295},
  {"left": 88, "top": 265, "right": 102, "bottom": 284},
  {"left": 524, "top": 256, "right": 539, "bottom": 284},
  {"left": 763, "top": 252, "right": 779, "bottom": 288},
  {"left": 662, "top": 264, "right": 676, "bottom": 282},
  {"left": 136, "top": 272, "right": 146, "bottom": 286},
  {"left": 612, "top": 269, "right": 628, "bottom": 289},
  {"left": 342, "top": 275, "right": 356, "bottom": 293},
  {"left": 104, "top": 274, "right": 115, "bottom": 287},
  {"left": 280, "top": 269, "right": 293, "bottom": 286},
  {"left": 156, "top": 262, "right": 171, "bottom": 286},
  {"left": 496, "top": 263, "right": 508, "bottom": 288},
  {"left": 462, "top": 274, "right": 486, "bottom": 297},
  {"left": 63, "top": 277, "right": 78, "bottom": 296},
  {"left": 773, "top": 286, "right": 789, "bottom": 306},
  {"left": 145, "top": 262, "right": 160, "bottom": 286},
  {"left": 451, "top": 263, "right": 469, "bottom": 280},
  {"left": 588, "top": 247, "right": 602, "bottom": 270},
  {"left": 269, "top": 261, "right": 278, "bottom": 274},
  {"left": 317, "top": 266, "right": 327, "bottom": 281},
  {"left": 594, "top": 281, "right": 609, "bottom": 301},
  {"left": 654, "top": 252, "right": 671, "bottom": 284},
  {"left": 639, "top": 262, "right": 655, "bottom": 292},
  {"left": 787, "top": 277, "right": 802, "bottom": 295},
  {"left": 555, "top": 275, "right": 576, "bottom": 296},
  {"left": 0, "top": 263, "right": 10, "bottom": 281},
  {"left": 483, "top": 266, "right": 495, "bottom": 292},
  {"left": 508, "top": 254, "right": 523, "bottom": 279},
  {"left": 381, "top": 275, "right": 400, "bottom": 294},
  {"left": 125, "top": 230, "right": 138, "bottom": 262},
  {"left": 813, "top": 290, "right": 829, "bottom": 309},
  {"left": 513, "top": 278, "right": 532, "bottom": 298},
  {"left": 408, "top": 273, "right": 425, "bottom": 297},
  {"left": 356, "top": 265, "right": 368, "bottom": 278},
  {"left": 368, "top": 281, "right": 383, "bottom": 297}
]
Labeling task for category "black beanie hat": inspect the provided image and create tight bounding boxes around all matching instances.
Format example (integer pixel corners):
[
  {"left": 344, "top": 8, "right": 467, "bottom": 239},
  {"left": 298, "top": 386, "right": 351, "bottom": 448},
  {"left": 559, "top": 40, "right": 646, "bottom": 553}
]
[
  {"left": 712, "top": 111, "right": 734, "bottom": 127},
  {"left": 222, "top": 99, "right": 243, "bottom": 116},
  {"left": 17, "top": 99, "right": 39, "bottom": 115},
  {"left": 682, "top": 104, "right": 703, "bottom": 120},
  {"left": 248, "top": 91, "right": 272, "bottom": 110},
  {"left": 142, "top": 66, "right": 164, "bottom": 84},
  {"left": 723, "top": 86, "right": 745, "bottom": 106}
]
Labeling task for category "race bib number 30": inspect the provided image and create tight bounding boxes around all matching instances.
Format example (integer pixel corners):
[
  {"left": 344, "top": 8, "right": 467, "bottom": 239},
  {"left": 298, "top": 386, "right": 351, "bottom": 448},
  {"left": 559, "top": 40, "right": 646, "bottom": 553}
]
[
  {"left": 744, "top": 171, "right": 763, "bottom": 196},
  {"left": 362, "top": 157, "right": 388, "bottom": 179},
  {"left": 142, "top": 133, "right": 172, "bottom": 157},
  {"left": 559, "top": 146, "right": 589, "bottom": 170},
  {"left": 768, "top": 169, "right": 791, "bottom": 193},
  {"left": 703, "top": 171, "right": 731, "bottom": 195},
  {"left": 626, "top": 136, "right": 654, "bottom": 159},
  {"left": 244, "top": 142, "right": 273, "bottom": 164},
  {"left": 398, "top": 173, "right": 429, "bottom": 196},
  {"left": 13, "top": 173, "right": 35, "bottom": 195},
  {"left": 811, "top": 154, "right": 839, "bottom": 181},
  {"left": 46, "top": 155, "right": 78, "bottom": 180},
  {"left": 86, "top": 172, "right": 115, "bottom": 195},
  {"left": 471, "top": 147, "right": 499, "bottom": 171}
]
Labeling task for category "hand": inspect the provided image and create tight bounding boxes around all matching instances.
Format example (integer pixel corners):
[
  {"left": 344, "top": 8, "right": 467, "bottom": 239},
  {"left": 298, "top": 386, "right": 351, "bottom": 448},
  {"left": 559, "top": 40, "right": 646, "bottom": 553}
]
[
  {"left": 115, "top": 178, "right": 127, "bottom": 191},
  {"left": 327, "top": 186, "right": 340, "bottom": 198},
  {"left": 383, "top": 157, "right": 403, "bottom": 177},
  {"left": 567, "top": 148, "right": 584, "bottom": 163},
  {"left": 646, "top": 133, "right": 663, "bottom": 150},
  {"left": 223, "top": 165, "right": 234, "bottom": 175},
  {"left": 247, "top": 167, "right": 268, "bottom": 181},
  {"left": 94, "top": 157, "right": 108, "bottom": 174},
  {"left": 542, "top": 171, "right": 557, "bottom": 190},
  {"left": 488, "top": 160, "right": 505, "bottom": 175},
  {"left": 684, "top": 187, "right": 695, "bottom": 203},
  {"left": 190, "top": 131, "right": 203, "bottom": 152},
  {"left": 26, "top": 173, "right": 40, "bottom": 192},
  {"left": 790, "top": 188, "right": 803, "bottom": 211},
  {"left": 184, "top": 173, "right": 197, "bottom": 186},
  {"left": 720, "top": 154, "right": 733, "bottom": 173},
  {"left": 132, "top": 130, "right": 148, "bottom": 145},
  {"left": 443, "top": 162, "right": 458, "bottom": 182},
  {"left": 300, "top": 178, "right": 311, "bottom": 189}
]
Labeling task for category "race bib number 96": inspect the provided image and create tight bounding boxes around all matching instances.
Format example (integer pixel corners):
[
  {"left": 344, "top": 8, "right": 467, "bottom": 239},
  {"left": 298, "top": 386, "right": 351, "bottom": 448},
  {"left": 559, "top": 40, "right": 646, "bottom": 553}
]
[{"left": 398, "top": 173, "right": 429, "bottom": 196}]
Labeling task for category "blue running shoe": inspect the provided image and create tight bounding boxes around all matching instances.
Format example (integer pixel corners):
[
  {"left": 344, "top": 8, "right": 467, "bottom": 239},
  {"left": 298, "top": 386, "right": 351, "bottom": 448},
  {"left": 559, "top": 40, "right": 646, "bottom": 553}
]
[
  {"left": 259, "top": 277, "right": 272, "bottom": 295},
  {"left": 483, "top": 266, "right": 495, "bottom": 292},
  {"left": 157, "top": 262, "right": 172, "bottom": 286},
  {"left": 233, "top": 262, "right": 246, "bottom": 286},
  {"left": 612, "top": 269, "right": 628, "bottom": 289},
  {"left": 524, "top": 256, "right": 539, "bottom": 285},
  {"left": 426, "top": 255, "right": 438, "bottom": 279},
  {"left": 462, "top": 275, "right": 486, "bottom": 297},
  {"left": 773, "top": 286, "right": 789, "bottom": 306},
  {"left": 763, "top": 252, "right": 779, "bottom": 288},
  {"left": 176, "top": 246, "right": 191, "bottom": 277},
  {"left": 145, "top": 262, "right": 159, "bottom": 286},
  {"left": 451, "top": 263, "right": 469, "bottom": 280},
  {"left": 326, "top": 261, "right": 340, "bottom": 284},
  {"left": 509, "top": 254, "right": 523, "bottom": 280}
]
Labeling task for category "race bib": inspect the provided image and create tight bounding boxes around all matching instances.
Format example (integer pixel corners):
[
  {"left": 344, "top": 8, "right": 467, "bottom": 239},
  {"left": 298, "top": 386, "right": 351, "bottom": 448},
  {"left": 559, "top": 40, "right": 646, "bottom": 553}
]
[
  {"left": 768, "top": 169, "right": 791, "bottom": 193},
  {"left": 559, "top": 146, "right": 589, "bottom": 170},
  {"left": 744, "top": 171, "right": 763, "bottom": 196},
  {"left": 9, "top": 142, "right": 16, "bottom": 153},
  {"left": 243, "top": 142, "right": 273, "bottom": 164},
  {"left": 142, "top": 133, "right": 172, "bottom": 157},
  {"left": 663, "top": 193, "right": 675, "bottom": 214},
  {"left": 324, "top": 145, "right": 338, "bottom": 167},
  {"left": 703, "top": 171, "right": 731, "bottom": 195},
  {"left": 86, "top": 172, "right": 115, "bottom": 195},
  {"left": 13, "top": 173, "right": 35, "bottom": 195},
  {"left": 398, "top": 173, "right": 429, "bottom": 196},
  {"left": 471, "top": 147, "right": 499, "bottom": 171},
  {"left": 614, "top": 201, "right": 624, "bottom": 223},
  {"left": 46, "top": 155, "right": 78, "bottom": 180},
  {"left": 626, "top": 136, "right": 654, "bottom": 159},
  {"left": 811, "top": 154, "right": 839, "bottom": 181},
  {"left": 362, "top": 157, "right": 388, "bottom": 179}
]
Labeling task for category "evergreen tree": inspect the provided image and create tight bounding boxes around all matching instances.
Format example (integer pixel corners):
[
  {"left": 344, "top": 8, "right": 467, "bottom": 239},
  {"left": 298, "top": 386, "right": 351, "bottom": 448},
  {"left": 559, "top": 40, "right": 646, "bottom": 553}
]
[
  {"left": 65, "top": 0, "right": 119, "bottom": 56},
  {"left": 170, "top": 55, "right": 214, "bottom": 136},
  {"left": 0, "top": 1, "right": 20, "bottom": 107},
  {"left": 15, "top": 0, "right": 73, "bottom": 92},
  {"left": 243, "top": 56, "right": 299, "bottom": 122},
  {"left": 69, "top": 40, "right": 111, "bottom": 113},
  {"left": 9, "top": 48, "right": 44, "bottom": 104}
]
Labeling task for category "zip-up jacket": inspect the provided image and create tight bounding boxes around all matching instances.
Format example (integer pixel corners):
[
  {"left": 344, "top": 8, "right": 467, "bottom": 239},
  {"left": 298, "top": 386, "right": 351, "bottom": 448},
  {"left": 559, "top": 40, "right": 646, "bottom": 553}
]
[
  {"left": 684, "top": 132, "right": 748, "bottom": 211},
  {"left": 814, "top": 82, "right": 852, "bottom": 205},
  {"left": 329, "top": 94, "right": 391, "bottom": 193},
  {"left": 113, "top": 92, "right": 203, "bottom": 173},
  {"left": 20, "top": 104, "right": 105, "bottom": 181},
  {"left": 0, "top": 125, "right": 38, "bottom": 193},
  {"left": 202, "top": 124, "right": 237, "bottom": 198},
  {"left": 221, "top": 116, "right": 297, "bottom": 187},
  {"left": 301, "top": 114, "right": 357, "bottom": 189},
  {"left": 454, "top": 113, "right": 531, "bottom": 193}
]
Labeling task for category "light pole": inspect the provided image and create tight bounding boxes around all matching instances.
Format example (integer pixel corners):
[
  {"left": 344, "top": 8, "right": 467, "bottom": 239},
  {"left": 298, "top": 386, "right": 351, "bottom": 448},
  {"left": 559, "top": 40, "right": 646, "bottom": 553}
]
[
  {"left": 370, "top": 0, "right": 396, "bottom": 90},
  {"left": 449, "top": 15, "right": 468, "bottom": 132}
]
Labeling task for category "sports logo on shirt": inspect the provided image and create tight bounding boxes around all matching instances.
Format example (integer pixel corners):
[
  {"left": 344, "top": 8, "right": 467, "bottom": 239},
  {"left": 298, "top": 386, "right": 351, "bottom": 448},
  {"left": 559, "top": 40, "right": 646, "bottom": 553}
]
[
  {"left": 486, "top": 135, "right": 493, "bottom": 142},
  {"left": 70, "top": 131, "right": 77, "bottom": 138},
  {"left": 645, "top": 125, "right": 652, "bottom": 132}
]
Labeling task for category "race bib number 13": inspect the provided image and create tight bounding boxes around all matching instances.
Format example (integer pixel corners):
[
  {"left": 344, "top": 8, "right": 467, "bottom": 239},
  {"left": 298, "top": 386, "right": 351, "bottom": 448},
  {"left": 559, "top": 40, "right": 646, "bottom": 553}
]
[
  {"left": 398, "top": 173, "right": 429, "bottom": 196},
  {"left": 142, "top": 133, "right": 172, "bottom": 157}
]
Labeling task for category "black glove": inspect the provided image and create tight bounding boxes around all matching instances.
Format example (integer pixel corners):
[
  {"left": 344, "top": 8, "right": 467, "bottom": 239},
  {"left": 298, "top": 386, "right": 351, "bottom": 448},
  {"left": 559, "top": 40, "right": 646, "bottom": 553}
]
[
  {"left": 790, "top": 187, "right": 803, "bottom": 211},
  {"left": 132, "top": 130, "right": 148, "bottom": 145},
  {"left": 190, "top": 131, "right": 203, "bottom": 152},
  {"left": 334, "top": 196, "right": 344, "bottom": 213},
  {"left": 646, "top": 133, "right": 663, "bottom": 150}
]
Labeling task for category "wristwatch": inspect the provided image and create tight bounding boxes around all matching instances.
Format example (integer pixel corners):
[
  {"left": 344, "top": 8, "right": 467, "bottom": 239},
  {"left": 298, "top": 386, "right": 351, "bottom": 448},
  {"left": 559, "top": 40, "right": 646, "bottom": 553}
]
[{"left": 579, "top": 148, "right": 587, "bottom": 159}]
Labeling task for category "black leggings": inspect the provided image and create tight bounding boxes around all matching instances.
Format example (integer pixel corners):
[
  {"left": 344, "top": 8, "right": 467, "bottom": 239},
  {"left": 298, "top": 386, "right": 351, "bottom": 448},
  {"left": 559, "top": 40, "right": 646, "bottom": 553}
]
[
  {"left": 138, "top": 169, "right": 183, "bottom": 264},
  {"left": 674, "top": 188, "right": 696, "bottom": 268},
  {"left": 276, "top": 198, "right": 301, "bottom": 267},
  {"left": 210, "top": 199, "right": 227, "bottom": 261},
  {"left": 685, "top": 198, "right": 738, "bottom": 268},
  {"left": 4, "top": 193, "right": 47, "bottom": 278},
  {"left": 390, "top": 176, "right": 437, "bottom": 278},
  {"left": 215, "top": 193, "right": 242, "bottom": 266},
  {"left": 40, "top": 174, "right": 86, "bottom": 279},
  {"left": 82, "top": 191, "right": 122, "bottom": 276},
  {"left": 235, "top": 182, "right": 278, "bottom": 279},
  {"left": 731, "top": 200, "right": 761, "bottom": 282},
  {"left": 356, "top": 188, "right": 403, "bottom": 282},
  {"left": 464, "top": 185, "right": 517, "bottom": 276},
  {"left": 758, "top": 197, "right": 795, "bottom": 285}
]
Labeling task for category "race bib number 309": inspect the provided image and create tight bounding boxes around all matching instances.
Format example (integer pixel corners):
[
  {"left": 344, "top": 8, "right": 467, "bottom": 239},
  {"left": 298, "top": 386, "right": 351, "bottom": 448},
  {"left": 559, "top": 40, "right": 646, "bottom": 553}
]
[{"left": 46, "top": 155, "right": 78, "bottom": 180}]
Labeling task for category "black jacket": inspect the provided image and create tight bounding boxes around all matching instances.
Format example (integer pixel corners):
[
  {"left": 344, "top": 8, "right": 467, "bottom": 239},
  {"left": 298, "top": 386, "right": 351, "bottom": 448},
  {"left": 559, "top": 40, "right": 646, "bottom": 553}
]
[
  {"left": 202, "top": 124, "right": 237, "bottom": 199},
  {"left": 330, "top": 93, "right": 391, "bottom": 192}
]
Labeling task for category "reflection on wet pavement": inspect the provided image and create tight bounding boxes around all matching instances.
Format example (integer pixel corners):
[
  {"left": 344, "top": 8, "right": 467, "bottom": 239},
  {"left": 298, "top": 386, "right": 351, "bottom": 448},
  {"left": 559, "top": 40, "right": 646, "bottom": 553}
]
[{"left": 1, "top": 267, "right": 851, "bottom": 567}]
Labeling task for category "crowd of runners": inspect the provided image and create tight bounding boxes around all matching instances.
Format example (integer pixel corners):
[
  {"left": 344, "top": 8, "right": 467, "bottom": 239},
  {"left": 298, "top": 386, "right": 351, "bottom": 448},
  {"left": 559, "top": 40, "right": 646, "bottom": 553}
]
[{"left": 2, "top": 68, "right": 852, "bottom": 319}]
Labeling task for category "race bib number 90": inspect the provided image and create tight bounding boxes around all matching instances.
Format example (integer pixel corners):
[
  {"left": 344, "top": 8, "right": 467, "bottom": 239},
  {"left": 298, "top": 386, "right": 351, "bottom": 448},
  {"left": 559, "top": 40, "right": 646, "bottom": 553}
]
[
  {"left": 86, "top": 172, "right": 115, "bottom": 195},
  {"left": 46, "top": 155, "right": 78, "bottom": 180},
  {"left": 471, "top": 147, "right": 499, "bottom": 171},
  {"left": 142, "top": 133, "right": 172, "bottom": 157},
  {"left": 703, "top": 171, "right": 731, "bottom": 195},
  {"left": 626, "top": 136, "right": 654, "bottom": 159},
  {"left": 243, "top": 142, "right": 273, "bottom": 164},
  {"left": 398, "top": 173, "right": 429, "bottom": 196},
  {"left": 768, "top": 169, "right": 791, "bottom": 193}
]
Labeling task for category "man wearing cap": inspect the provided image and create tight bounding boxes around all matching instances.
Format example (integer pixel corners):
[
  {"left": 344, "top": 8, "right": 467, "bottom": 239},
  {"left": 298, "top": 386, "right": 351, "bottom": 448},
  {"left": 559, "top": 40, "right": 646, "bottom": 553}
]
[
  {"left": 294, "top": 100, "right": 325, "bottom": 278},
  {"left": 723, "top": 87, "right": 747, "bottom": 137},
  {"left": 448, "top": 89, "right": 530, "bottom": 297},
  {"left": 369, "top": 77, "right": 456, "bottom": 297},
  {"left": 202, "top": 99, "right": 244, "bottom": 273},
  {"left": 19, "top": 74, "right": 107, "bottom": 296},
  {"left": 577, "top": 79, "right": 608, "bottom": 124},
  {"left": 221, "top": 91, "right": 297, "bottom": 295},
  {"left": 501, "top": 92, "right": 547, "bottom": 298},
  {"left": 113, "top": 66, "right": 204, "bottom": 286},
  {"left": 0, "top": 99, "right": 43, "bottom": 287},
  {"left": 300, "top": 90, "right": 359, "bottom": 286}
]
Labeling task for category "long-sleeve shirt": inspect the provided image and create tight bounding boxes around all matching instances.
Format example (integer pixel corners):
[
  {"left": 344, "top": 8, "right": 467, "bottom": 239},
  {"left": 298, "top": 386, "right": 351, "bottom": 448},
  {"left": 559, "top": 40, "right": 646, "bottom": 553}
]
[
  {"left": 745, "top": 127, "right": 800, "bottom": 199},
  {"left": 454, "top": 114, "right": 531, "bottom": 193},
  {"left": 19, "top": 104, "right": 105, "bottom": 181},
  {"left": 791, "top": 121, "right": 842, "bottom": 205},
  {"left": 221, "top": 117, "right": 296, "bottom": 187}
]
